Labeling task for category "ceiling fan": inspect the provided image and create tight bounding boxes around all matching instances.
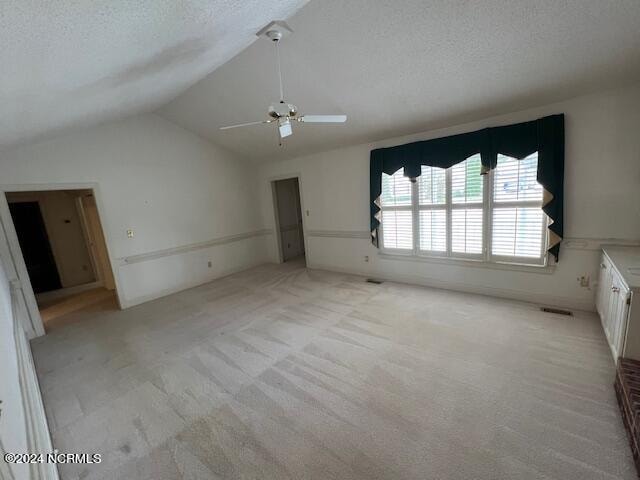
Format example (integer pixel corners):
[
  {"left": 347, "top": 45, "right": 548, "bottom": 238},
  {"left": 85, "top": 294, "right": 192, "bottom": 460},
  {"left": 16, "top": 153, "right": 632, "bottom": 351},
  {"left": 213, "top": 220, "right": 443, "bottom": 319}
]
[{"left": 219, "top": 21, "right": 347, "bottom": 144}]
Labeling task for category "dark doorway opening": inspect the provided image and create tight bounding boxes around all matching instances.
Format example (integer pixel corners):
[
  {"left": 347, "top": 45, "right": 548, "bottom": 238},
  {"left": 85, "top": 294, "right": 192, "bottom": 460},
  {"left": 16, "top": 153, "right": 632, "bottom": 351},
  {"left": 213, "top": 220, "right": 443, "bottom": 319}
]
[
  {"left": 273, "top": 178, "right": 306, "bottom": 264},
  {"left": 9, "top": 201, "right": 62, "bottom": 293}
]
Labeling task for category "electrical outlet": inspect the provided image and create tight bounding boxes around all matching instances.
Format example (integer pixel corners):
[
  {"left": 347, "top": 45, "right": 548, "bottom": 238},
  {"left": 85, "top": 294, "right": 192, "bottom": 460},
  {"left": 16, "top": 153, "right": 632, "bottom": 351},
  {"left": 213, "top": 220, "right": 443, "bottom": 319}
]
[
  {"left": 364, "top": 255, "right": 369, "bottom": 263},
  {"left": 207, "top": 261, "right": 212, "bottom": 268},
  {"left": 126, "top": 229, "right": 134, "bottom": 238},
  {"left": 578, "top": 275, "right": 590, "bottom": 288}
]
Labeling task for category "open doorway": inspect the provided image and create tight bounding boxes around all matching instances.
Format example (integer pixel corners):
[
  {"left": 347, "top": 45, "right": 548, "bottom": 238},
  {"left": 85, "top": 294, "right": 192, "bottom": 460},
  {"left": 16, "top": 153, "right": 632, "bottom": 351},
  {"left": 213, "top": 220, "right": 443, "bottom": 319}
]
[
  {"left": 5, "top": 189, "right": 118, "bottom": 331},
  {"left": 272, "top": 177, "right": 306, "bottom": 265}
]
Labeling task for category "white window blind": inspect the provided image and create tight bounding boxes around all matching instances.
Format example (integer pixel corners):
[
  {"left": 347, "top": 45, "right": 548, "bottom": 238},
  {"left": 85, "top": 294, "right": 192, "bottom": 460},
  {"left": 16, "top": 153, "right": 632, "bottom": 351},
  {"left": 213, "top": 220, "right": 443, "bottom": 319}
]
[
  {"left": 382, "top": 210, "right": 413, "bottom": 249},
  {"left": 418, "top": 165, "right": 446, "bottom": 253},
  {"left": 491, "top": 153, "right": 545, "bottom": 260},
  {"left": 379, "top": 152, "right": 547, "bottom": 265},
  {"left": 418, "top": 165, "right": 446, "bottom": 205},
  {"left": 381, "top": 169, "right": 413, "bottom": 250},
  {"left": 419, "top": 210, "right": 446, "bottom": 252},
  {"left": 451, "top": 155, "right": 483, "bottom": 255},
  {"left": 381, "top": 168, "right": 412, "bottom": 207}
]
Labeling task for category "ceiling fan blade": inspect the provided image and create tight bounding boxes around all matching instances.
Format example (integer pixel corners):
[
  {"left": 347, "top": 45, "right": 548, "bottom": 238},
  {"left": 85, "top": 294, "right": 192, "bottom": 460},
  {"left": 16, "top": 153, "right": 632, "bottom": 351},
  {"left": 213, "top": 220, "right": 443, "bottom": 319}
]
[
  {"left": 219, "top": 120, "right": 272, "bottom": 130},
  {"left": 298, "top": 115, "right": 347, "bottom": 124}
]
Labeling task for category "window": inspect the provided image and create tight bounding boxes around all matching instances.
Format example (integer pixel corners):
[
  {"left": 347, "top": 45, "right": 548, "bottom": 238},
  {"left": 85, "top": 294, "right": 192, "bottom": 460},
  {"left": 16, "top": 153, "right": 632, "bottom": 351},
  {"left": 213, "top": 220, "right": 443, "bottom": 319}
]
[
  {"left": 380, "top": 152, "right": 547, "bottom": 265},
  {"left": 380, "top": 168, "right": 413, "bottom": 250},
  {"left": 491, "top": 153, "right": 545, "bottom": 260}
]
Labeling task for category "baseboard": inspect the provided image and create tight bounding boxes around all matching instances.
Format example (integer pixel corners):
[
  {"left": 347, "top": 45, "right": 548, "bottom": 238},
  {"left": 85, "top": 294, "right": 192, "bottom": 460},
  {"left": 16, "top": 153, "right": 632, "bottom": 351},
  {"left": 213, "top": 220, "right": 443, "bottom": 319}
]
[{"left": 306, "top": 261, "right": 595, "bottom": 313}]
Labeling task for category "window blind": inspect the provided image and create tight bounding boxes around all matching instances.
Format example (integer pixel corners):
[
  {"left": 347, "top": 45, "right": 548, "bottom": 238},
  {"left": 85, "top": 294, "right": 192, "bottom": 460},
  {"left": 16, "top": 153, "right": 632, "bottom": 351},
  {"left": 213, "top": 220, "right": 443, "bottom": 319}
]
[
  {"left": 492, "top": 153, "right": 545, "bottom": 259},
  {"left": 381, "top": 168, "right": 413, "bottom": 250},
  {"left": 419, "top": 210, "right": 446, "bottom": 252},
  {"left": 382, "top": 210, "right": 413, "bottom": 249},
  {"left": 381, "top": 168, "right": 412, "bottom": 207},
  {"left": 380, "top": 153, "right": 546, "bottom": 264}
]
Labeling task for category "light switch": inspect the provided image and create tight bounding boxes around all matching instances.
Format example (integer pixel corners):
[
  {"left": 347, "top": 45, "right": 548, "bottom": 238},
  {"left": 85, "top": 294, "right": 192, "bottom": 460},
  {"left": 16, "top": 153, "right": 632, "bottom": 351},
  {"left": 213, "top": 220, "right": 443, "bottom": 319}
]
[{"left": 127, "top": 229, "right": 134, "bottom": 238}]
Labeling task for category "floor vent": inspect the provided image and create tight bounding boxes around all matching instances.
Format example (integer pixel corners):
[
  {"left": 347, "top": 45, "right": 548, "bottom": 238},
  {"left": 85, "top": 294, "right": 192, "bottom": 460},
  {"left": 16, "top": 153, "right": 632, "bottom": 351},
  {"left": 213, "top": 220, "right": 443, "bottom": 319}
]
[
  {"left": 541, "top": 307, "right": 573, "bottom": 316},
  {"left": 366, "top": 279, "right": 384, "bottom": 284}
]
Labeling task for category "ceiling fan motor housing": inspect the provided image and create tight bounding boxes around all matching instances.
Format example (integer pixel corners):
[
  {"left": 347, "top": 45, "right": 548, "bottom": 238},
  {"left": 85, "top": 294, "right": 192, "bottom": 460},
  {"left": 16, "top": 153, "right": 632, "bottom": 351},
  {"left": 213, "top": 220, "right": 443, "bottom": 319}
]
[
  {"left": 268, "top": 102, "right": 297, "bottom": 119},
  {"left": 266, "top": 30, "right": 282, "bottom": 42}
]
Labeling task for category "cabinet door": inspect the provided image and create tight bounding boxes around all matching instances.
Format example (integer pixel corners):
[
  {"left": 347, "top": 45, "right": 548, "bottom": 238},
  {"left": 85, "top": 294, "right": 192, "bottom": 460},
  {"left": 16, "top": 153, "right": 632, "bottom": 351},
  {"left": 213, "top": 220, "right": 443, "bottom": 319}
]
[
  {"left": 602, "top": 271, "right": 619, "bottom": 345},
  {"left": 611, "top": 280, "right": 630, "bottom": 359},
  {"left": 596, "top": 255, "right": 612, "bottom": 320}
]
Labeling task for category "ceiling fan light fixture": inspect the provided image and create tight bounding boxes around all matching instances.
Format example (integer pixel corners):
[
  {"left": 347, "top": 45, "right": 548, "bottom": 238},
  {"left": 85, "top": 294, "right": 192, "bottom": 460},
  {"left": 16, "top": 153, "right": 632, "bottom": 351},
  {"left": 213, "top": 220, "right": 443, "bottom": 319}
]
[{"left": 278, "top": 118, "right": 292, "bottom": 138}]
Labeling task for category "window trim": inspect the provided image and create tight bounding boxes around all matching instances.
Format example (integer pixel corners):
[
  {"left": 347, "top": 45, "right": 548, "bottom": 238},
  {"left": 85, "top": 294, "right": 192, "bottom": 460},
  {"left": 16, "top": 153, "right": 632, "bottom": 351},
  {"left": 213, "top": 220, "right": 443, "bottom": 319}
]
[{"left": 379, "top": 157, "right": 549, "bottom": 267}]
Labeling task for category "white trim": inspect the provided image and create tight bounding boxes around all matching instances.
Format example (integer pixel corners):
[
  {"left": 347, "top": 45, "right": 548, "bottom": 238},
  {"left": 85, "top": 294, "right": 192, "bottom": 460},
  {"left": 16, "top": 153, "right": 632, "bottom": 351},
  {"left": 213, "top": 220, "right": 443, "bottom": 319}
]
[
  {"left": 117, "top": 229, "right": 273, "bottom": 266},
  {"left": 306, "top": 261, "right": 592, "bottom": 312},
  {"left": 307, "top": 230, "right": 370, "bottom": 239},
  {"left": 0, "top": 194, "right": 44, "bottom": 338},
  {"left": 10, "top": 281, "right": 59, "bottom": 480},
  {"left": 563, "top": 237, "right": 640, "bottom": 251},
  {"left": 378, "top": 251, "right": 556, "bottom": 274}
]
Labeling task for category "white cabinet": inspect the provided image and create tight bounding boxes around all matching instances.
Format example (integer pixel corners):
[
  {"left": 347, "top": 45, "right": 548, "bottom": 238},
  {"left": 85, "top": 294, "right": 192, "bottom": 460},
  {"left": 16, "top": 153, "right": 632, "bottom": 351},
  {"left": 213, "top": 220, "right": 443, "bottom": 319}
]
[{"left": 597, "top": 247, "right": 640, "bottom": 362}]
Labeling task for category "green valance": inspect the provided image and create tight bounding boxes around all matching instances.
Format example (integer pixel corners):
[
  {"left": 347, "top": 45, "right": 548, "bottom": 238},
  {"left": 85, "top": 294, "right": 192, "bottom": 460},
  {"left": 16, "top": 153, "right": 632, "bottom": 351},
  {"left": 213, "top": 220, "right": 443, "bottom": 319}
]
[{"left": 370, "top": 114, "right": 564, "bottom": 260}]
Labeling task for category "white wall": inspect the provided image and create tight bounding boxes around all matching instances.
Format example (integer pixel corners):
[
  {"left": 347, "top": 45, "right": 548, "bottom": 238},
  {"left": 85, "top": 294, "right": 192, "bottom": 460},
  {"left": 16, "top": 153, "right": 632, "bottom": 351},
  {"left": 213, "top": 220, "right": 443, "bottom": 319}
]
[
  {"left": 259, "top": 84, "right": 640, "bottom": 311},
  {"left": 39, "top": 192, "right": 95, "bottom": 288},
  {"left": 0, "top": 114, "right": 269, "bottom": 314}
]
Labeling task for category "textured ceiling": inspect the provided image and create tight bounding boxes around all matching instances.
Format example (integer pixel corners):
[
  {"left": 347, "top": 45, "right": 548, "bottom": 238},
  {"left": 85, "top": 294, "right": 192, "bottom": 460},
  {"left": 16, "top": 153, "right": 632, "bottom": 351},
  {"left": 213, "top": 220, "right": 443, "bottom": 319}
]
[
  {"left": 159, "top": 0, "right": 640, "bottom": 162},
  {"left": 0, "top": 0, "right": 308, "bottom": 150}
]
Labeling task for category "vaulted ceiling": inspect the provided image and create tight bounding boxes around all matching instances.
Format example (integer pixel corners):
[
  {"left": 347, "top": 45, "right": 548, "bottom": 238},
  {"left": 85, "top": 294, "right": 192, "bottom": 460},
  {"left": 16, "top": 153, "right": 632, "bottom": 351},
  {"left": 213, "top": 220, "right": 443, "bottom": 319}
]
[
  {"left": 0, "top": 0, "right": 308, "bottom": 150},
  {"left": 3, "top": 1, "right": 640, "bottom": 160},
  {"left": 159, "top": 0, "right": 640, "bottom": 161}
]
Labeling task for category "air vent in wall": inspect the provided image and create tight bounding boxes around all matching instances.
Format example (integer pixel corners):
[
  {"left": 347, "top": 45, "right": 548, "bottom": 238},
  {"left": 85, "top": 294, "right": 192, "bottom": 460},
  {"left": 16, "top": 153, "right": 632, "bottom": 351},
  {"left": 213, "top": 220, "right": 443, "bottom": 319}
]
[
  {"left": 366, "top": 279, "right": 384, "bottom": 284},
  {"left": 541, "top": 307, "right": 573, "bottom": 316}
]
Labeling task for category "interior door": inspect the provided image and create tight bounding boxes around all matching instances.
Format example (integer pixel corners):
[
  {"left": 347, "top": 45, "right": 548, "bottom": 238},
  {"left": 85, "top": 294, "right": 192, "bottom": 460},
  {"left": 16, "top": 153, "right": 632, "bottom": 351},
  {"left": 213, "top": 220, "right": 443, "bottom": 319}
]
[
  {"left": 8, "top": 201, "right": 62, "bottom": 293},
  {"left": 80, "top": 195, "right": 115, "bottom": 290}
]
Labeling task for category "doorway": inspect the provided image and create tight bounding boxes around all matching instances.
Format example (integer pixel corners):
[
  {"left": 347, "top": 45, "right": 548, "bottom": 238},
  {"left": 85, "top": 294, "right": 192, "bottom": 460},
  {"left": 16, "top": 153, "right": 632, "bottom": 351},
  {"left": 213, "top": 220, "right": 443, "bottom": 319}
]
[
  {"left": 5, "top": 189, "right": 119, "bottom": 331},
  {"left": 272, "top": 177, "right": 306, "bottom": 265},
  {"left": 8, "top": 201, "right": 62, "bottom": 293}
]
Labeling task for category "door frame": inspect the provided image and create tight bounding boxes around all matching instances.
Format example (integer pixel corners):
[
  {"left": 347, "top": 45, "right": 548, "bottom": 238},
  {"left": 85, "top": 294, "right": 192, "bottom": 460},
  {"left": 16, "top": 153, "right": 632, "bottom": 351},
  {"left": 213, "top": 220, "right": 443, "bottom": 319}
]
[
  {"left": 269, "top": 173, "right": 309, "bottom": 264},
  {"left": 0, "top": 182, "right": 122, "bottom": 338}
]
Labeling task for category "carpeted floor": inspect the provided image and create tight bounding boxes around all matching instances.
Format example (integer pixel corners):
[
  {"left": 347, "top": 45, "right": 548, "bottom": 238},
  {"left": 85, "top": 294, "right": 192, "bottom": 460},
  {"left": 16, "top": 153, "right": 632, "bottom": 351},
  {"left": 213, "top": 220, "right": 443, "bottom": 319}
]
[{"left": 31, "top": 261, "right": 636, "bottom": 479}]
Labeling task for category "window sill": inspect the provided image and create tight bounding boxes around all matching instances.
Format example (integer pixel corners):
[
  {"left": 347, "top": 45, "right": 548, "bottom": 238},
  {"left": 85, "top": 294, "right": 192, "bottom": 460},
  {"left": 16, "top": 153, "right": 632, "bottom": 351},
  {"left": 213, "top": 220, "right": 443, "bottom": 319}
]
[{"left": 378, "top": 251, "right": 556, "bottom": 274}]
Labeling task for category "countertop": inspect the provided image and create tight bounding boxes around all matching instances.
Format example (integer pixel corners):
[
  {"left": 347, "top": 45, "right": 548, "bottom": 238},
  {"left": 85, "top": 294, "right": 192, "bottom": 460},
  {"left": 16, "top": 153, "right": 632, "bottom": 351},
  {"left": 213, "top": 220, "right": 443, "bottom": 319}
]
[{"left": 602, "top": 245, "right": 640, "bottom": 291}]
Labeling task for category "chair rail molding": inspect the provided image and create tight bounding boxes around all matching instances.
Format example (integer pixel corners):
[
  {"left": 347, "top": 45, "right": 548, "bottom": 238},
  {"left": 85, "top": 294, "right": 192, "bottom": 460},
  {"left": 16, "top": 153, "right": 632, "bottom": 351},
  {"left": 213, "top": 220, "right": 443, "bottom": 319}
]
[
  {"left": 306, "top": 229, "right": 370, "bottom": 239},
  {"left": 117, "top": 229, "right": 273, "bottom": 265},
  {"left": 562, "top": 237, "right": 640, "bottom": 251}
]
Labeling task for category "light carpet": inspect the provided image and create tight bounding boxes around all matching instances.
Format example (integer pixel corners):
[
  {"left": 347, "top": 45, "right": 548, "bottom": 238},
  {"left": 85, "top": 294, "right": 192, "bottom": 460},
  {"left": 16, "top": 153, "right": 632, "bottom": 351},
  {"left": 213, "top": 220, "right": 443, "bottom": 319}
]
[{"left": 31, "top": 261, "right": 636, "bottom": 479}]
